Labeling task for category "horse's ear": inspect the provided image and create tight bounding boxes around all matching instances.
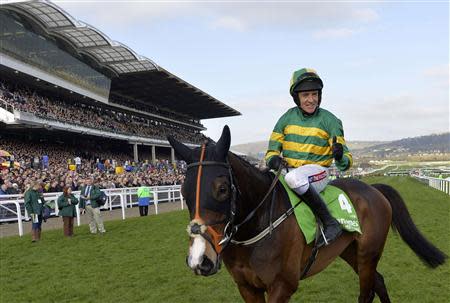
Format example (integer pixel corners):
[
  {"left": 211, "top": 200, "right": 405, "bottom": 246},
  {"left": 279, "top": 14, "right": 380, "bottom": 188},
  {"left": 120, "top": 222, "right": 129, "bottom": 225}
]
[
  {"left": 215, "top": 125, "right": 231, "bottom": 159},
  {"left": 167, "top": 136, "right": 192, "bottom": 162}
]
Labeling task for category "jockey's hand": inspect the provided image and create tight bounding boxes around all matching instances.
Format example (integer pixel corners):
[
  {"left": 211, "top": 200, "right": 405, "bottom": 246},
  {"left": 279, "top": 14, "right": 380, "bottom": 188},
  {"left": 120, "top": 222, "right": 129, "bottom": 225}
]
[
  {"left": 332, "top": 136, "right": 343, "bottom": 161},
  {"left": 267, "top": 156, "right": 282, "bottom": 170}
]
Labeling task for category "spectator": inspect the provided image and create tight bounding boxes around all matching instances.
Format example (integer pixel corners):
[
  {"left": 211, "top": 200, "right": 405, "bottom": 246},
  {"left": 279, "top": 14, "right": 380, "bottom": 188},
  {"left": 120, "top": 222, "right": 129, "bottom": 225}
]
[
  {"left": 0, "top": 136, "right": 187, "bottom": 193},
  {"left": 79, "top": 177, "right": 105, "bottom": 234},
  {"left": 57, "top": 186, "right": 79, "bottom": 237},
  {"left": 24, "top": 181, "right": 45, "bottom": 242},
  {"left": 74, "top": 156, "right": 81, "bottom": 172},
  {"left": 137, "top": 185, "right": 153, "bottom": 216},
  {"left": 42, "top": 154, "right": 49, "bottom": 169},
  {"left": 9, "top": 183, "right": 20, "bottom": 194},
  {"left": 0, "top": 81, "right": 205, "bottom": 144},
  {"left": 0, "top": 183, "right": 7, "bottom": 195}
]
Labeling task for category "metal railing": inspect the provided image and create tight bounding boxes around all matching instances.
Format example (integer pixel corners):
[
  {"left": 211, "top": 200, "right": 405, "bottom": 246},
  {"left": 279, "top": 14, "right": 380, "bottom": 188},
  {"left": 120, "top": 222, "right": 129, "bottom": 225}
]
[
  {"left": 0, "top": 97, "right": 15, "bottom": 113},
  {"left": 412, "top": 175, "right": 450, "bottom": 195},
  {"left": 0, "top": 185, "right": 184, "bottom": 237}
]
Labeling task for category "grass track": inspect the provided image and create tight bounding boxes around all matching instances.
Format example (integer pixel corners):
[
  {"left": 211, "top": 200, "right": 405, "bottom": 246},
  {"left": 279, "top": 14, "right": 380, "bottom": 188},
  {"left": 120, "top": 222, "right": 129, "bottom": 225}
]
[{"left": 1, "top": 177, "right": 449, "bottom": 302}]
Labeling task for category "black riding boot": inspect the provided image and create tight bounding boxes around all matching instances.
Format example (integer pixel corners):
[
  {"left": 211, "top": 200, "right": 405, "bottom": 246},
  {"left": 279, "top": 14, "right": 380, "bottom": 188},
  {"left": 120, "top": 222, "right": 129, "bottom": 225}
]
[{"left": 300, "top": 186, "right": 342, "bottom": 247}]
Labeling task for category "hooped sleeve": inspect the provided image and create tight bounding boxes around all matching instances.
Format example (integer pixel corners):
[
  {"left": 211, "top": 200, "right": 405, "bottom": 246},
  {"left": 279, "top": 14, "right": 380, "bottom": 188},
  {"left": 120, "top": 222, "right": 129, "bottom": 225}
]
[{"left": 265, "top": 115, "right": 286, "bottom": 166}]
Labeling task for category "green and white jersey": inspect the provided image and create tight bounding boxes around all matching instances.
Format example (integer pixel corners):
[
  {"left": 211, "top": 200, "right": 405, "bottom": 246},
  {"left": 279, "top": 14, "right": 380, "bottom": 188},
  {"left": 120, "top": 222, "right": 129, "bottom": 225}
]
[{"left": 265, "top": 106, "right": 352, "bottom": 171}]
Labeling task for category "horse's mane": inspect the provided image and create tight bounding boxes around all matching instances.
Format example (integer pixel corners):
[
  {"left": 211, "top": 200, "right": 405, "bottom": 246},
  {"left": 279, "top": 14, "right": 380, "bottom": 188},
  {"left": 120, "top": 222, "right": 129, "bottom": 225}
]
[
  {"left": 203, "top": 139, "right": 274, "bottom": 185},
  {"left": 228, "top": 152, "right": 274, "bottom": 185}
]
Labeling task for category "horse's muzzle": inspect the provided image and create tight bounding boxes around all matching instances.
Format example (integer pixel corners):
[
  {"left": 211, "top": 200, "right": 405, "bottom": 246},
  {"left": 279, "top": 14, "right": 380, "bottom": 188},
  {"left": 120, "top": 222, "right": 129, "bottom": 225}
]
[{"left": 187, "top": 255, "right": 220, "bottom": 276}]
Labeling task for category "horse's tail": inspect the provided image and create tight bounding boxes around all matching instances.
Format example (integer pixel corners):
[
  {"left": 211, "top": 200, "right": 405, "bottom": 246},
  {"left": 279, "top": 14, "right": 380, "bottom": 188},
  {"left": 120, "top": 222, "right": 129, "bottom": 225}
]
[{"left": 372, "top": 183, "right": 447, "bottom": 268}]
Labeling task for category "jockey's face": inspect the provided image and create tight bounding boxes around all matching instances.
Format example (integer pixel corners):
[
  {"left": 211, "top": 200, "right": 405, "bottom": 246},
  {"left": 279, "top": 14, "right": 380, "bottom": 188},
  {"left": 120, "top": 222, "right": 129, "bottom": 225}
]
[{"left": 298, "top": 90, "right": 319, "bottom": 114}]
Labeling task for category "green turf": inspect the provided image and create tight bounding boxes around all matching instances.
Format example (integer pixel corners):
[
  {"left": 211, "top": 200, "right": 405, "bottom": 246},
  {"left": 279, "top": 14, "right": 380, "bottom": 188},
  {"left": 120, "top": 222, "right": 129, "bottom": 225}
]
[{"left": 1, "top": 177, "right": 449, "bottom": 302}]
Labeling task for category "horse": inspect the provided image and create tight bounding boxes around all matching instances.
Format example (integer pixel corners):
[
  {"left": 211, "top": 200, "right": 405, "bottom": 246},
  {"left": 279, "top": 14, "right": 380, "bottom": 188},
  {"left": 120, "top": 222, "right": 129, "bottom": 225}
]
[{"left": 167, "top": 125, "right": 447, "bottom": 303}]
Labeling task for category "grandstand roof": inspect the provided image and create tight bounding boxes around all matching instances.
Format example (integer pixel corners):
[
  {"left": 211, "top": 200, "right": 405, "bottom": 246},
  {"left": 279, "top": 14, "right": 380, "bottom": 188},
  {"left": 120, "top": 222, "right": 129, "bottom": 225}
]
[{"left": 1, "top": 0, "right": 241, "bottom": 120}]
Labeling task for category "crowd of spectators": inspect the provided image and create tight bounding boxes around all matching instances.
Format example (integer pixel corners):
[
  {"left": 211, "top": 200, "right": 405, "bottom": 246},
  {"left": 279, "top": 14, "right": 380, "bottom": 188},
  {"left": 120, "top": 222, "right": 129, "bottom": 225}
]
[
  {"left": 111, "top": 95, "right": 203, "bottom": 127},
  {"left": 0, "top": 137, "right": 186, "bottom": 195},
  {"left": 0, "top": 81, "right": 205, "bottom": 144}
]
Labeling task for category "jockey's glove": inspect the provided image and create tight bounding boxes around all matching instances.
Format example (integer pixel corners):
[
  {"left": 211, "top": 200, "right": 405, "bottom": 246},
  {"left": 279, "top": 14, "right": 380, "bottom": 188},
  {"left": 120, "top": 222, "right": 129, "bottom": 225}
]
[
  {"left": 267, "top": 156, "right": 282, "bottom": 170},
  {"left": 332, "top": 136, "right": 344, "bottom": 161}
]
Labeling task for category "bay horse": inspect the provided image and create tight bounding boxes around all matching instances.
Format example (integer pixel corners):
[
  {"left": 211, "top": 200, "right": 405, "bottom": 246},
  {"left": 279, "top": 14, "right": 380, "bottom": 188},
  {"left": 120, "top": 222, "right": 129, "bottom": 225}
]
[{"left": 168, "top": 125, "right": 446, "bottom": 303}]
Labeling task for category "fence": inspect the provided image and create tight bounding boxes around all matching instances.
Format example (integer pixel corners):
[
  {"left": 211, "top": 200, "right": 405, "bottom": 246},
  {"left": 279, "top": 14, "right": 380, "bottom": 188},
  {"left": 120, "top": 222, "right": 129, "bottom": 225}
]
[
  {"left": 412, "top": 175, "right": 450, "bottom": 195},
  {"left": 0, "top": 185, "right": 184, "bottom": 237}
]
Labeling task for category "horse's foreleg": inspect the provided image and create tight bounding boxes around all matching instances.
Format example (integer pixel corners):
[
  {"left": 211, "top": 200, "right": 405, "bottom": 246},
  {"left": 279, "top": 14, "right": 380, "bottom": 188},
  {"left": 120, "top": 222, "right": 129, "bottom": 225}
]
[
  {"left": 237, "top": 284, "right": 266, "bottom": 303},
  {"left": 267, "top": 280, "right": 297, "bottom": 303}
]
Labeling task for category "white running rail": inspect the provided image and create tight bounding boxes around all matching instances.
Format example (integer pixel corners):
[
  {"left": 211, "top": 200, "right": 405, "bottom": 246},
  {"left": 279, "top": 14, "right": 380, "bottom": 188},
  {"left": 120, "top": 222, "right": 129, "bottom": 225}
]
[
  {"left": 0, "top": 185, "right": 184, "bottom": 236},
  {"left": 412, "top": 175, "right": 450, "bottom": 195}
]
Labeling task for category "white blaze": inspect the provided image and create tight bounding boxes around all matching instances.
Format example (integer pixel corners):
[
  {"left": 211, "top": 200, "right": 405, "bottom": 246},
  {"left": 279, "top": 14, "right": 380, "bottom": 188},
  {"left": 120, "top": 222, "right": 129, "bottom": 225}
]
[{"left": 188, "top": 236, "right": 206, "bottom": 269}]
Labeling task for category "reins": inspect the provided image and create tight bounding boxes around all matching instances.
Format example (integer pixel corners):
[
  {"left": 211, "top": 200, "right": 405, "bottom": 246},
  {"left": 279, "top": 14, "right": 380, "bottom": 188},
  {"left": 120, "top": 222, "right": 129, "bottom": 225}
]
[{"left": 219, "top": 163, "right": 283, "bottom": 247}]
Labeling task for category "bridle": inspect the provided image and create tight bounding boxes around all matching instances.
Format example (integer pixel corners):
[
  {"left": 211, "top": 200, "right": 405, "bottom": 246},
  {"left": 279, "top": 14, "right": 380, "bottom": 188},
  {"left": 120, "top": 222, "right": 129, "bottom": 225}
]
[
  {"left": 186, "top": 143, "right": 283, "bottom": 257},
  {"left": 186, "top": 144, "right": 237, "bottom": 255}
]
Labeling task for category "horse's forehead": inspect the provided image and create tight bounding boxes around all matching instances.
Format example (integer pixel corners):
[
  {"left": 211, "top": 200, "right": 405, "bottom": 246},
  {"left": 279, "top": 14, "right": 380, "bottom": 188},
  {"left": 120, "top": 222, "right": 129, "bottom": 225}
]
[{"left": 192, "top": 145, "right": 217, "bottom": 160}]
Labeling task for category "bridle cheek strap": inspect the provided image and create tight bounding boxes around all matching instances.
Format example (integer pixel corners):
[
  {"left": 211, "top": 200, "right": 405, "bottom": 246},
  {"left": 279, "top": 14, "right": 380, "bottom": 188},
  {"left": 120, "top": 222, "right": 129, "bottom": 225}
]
[{"left": 194, "top": 144, "right": 206, "bottom": 220}]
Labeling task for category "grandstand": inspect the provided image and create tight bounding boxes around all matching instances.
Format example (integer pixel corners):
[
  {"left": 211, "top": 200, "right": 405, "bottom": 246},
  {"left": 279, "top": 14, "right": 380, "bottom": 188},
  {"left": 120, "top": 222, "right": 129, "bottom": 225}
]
[{"left": 0, "top": 0, "right": 240, "bottom": 187}]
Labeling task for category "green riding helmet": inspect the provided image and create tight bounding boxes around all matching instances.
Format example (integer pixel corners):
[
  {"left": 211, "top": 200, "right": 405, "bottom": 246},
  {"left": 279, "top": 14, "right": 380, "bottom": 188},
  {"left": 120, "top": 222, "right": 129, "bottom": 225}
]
[{"left": 289, "top": 68, "right": 324, "bottom": 107}]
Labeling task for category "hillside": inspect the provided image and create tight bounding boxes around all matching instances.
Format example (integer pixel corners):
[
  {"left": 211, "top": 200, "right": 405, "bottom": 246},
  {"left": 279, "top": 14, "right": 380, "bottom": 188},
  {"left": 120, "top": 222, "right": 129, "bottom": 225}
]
[
  {"left": 231, "top": 133, "right": 449, "bottom": 160},
  {"left": 355, "top": 133, "right": 450, "bottom": 158}
]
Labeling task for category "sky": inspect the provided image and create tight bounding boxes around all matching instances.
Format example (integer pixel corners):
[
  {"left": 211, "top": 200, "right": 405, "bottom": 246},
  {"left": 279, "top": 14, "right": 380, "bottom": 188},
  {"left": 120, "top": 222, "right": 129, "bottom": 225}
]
[{"left": 42, "top": 1, "right": 450, "bottom": 145}]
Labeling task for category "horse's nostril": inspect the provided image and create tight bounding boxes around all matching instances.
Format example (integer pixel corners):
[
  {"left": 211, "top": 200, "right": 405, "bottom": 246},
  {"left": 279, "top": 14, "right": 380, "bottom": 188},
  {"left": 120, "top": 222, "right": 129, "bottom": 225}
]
[
  {"left": 198, "top": 257, "right": 215, "bottom": 275},
  {"left": 191, "top": 223, "right": 202, "bottom": 234}
]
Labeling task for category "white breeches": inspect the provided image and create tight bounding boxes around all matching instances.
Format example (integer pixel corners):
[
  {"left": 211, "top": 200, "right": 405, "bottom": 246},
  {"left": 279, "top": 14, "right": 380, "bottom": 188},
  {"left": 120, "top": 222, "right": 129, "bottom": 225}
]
[{"left": 284, "top": 164, "right": 329, "bottom": 195}]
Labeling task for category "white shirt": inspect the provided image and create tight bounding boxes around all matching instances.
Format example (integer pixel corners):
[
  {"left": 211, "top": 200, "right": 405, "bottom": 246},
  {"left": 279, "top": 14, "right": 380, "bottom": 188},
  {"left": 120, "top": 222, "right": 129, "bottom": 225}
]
[{"left": 84, "top": 185, "right": 92, "bottom": 205}]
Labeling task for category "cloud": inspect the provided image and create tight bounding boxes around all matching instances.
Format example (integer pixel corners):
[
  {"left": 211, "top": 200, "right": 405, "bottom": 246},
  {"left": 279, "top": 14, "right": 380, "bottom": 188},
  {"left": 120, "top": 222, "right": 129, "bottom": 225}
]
[
  {"left": 423, "top": 64, "right": 450, "bottom": 89},
  {"left": 313, "top": 27, "right": 362, "bottom": 40},
  {"left": 335, "top": 94, "right": 449, "bottom": 141},
  {"left": 205, "top": 90, "right": 449, "bottom": 144},
  {"left": 203, "top": 92, "right": 294, "bottom": 144},
  {"left": 55, "top": 1, "right": 379, "bottom": 32},
  {"left": 55, "top": 1, "right": 194, "bottom": 28},
  {"left": 227, "top": 93, "right": 290, "bottom": 112},
  {"left": 350, "top": 8, "right": 379, "bottom": 23},
  {"left": 211, "top": 16, "right": 246, "bottom": 32},
  {"left": 424, "top": 64, "right": 449, "bottom": 77}
]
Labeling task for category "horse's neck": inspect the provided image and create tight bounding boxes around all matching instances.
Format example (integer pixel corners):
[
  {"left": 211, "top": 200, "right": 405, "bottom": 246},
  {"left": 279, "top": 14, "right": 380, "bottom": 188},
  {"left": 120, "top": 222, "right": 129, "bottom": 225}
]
[{"left": 228, "top": 153, "right": 275, "bottom": 221}]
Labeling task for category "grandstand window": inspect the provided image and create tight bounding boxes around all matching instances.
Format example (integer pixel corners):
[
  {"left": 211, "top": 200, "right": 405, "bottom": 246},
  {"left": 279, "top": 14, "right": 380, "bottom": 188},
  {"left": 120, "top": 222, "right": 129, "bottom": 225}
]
[{"left": 0, "top": 11, "right": 111, "bottom": 98}]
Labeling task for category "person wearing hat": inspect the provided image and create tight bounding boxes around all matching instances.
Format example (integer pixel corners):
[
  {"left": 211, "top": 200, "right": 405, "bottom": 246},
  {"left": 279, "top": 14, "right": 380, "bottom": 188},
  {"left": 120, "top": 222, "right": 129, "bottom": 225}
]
[{"left": 265, "top": 68, "right": 352, "bottom": 247}]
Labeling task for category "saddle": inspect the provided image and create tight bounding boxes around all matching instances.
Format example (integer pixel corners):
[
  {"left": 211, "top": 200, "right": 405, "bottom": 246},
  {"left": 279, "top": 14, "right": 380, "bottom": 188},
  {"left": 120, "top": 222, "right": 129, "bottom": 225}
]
[{"left": 279, "top": 175, "right": 362, "bottom": 244}]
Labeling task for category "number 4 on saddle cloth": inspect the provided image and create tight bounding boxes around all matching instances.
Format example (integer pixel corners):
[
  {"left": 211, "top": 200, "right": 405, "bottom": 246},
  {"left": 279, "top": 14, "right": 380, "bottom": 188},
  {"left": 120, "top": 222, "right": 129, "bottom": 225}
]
[{"left": 279, "top": 175, "right": 362, "bottom": 244}]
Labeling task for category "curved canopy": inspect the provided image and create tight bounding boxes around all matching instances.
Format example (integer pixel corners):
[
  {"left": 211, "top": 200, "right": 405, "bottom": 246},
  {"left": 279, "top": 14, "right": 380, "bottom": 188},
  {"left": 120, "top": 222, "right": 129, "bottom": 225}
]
[{"left": 1, "top": 0, "right": 241, "bottom": 119}]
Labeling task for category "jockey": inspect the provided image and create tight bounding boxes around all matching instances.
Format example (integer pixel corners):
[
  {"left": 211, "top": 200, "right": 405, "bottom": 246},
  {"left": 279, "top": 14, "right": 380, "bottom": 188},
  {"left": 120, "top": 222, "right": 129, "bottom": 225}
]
[{"left": 265, "top": 68, "right": 352, "bottom": 247}]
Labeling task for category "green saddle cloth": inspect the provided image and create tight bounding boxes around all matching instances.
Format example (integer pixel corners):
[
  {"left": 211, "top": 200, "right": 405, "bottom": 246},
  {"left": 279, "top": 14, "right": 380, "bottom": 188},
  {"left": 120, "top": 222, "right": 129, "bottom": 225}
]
[{"left": 279, "top": 175, "right": 362, "bottom": 244}]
